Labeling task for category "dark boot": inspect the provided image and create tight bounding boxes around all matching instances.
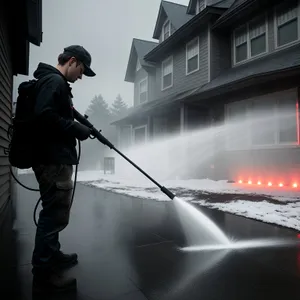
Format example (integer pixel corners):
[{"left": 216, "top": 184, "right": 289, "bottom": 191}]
[
  {"left": 53, "top": 251, "right": 78, "bottom": 270},
  {"left": 32, "top": 270, "right": 77, "bottom": 293}
]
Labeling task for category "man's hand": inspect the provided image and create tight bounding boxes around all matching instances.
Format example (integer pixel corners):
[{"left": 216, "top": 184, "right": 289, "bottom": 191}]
[{"left": 71, "top": 122, "right": 91, "bottom": 141}]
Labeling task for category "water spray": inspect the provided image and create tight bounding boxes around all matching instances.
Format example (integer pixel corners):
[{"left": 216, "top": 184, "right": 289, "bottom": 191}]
[{"left": 73, "top": 108, "right": 176, "bottom": 200}]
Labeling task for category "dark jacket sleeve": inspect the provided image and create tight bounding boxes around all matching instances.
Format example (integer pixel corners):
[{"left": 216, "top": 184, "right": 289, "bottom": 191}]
[{"left": 34, "top": 77, "right": 74, "bottom": 134}]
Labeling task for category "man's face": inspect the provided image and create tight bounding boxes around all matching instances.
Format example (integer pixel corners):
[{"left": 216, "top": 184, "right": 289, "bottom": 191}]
[{"left": 66, "top": 57, "right": 84, "bottom": 83}]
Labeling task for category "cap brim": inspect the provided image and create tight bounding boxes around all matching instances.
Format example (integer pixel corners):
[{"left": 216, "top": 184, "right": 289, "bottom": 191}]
[{"left": 83, "top": 65, "right": 96, "bottom": 77}]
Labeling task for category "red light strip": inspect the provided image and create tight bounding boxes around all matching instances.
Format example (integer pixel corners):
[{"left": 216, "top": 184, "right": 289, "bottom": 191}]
[{"left": 237, "top": 179, "right": 298, "bottom": 188}]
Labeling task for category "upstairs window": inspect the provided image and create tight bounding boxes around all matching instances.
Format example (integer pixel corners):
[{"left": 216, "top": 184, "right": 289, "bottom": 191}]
[
  {"left": 139, "top": 77, "right": 148, "bottom": 104},
  {"left": 162, "top": 20, "right": 171, "bottom": 41},
  {"left": 235, "top": 25, "right": 248, "bottom": 63},
  {"left": 275, "top": 1, "right": 298, "bottom": 47},
  {"left": 233, "top": 15, "right": 267, "bottom": 64},
  {"left": 196, "top": 0, "right": 206, "bottom": 14},
  {"left": 186, "top": 37, "right": 199, "bottom": 74},
  {"left": 136, "top": 59, "right": 141, "bottom": 71},
  {"left": 162, "top": 56, "right": 173, "bottom": 90}
]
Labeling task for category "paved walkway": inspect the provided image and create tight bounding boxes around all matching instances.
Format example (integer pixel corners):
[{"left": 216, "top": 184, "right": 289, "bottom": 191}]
[{"left": 5, "top": 174, "right": 300, "bottom": 299}]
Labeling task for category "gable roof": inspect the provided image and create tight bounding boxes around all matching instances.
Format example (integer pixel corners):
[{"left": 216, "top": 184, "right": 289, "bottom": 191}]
[
  {"left": 187, "top": 0, "right": 235, "bottom": 15},
  {"left": 124, "top": 38, "right": 158, "bottom": 82},
  {"left": 153, "top": 1, "right": 193, "bottom": 39},
  {"left": 145, "top": 5, "right": 225, "bottom": 62}
]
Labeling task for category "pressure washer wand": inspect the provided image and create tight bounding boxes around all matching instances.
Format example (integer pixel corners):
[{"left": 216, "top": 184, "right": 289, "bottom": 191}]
[{"left": 73, "top": 108, "right": 175, "bottom": 200}]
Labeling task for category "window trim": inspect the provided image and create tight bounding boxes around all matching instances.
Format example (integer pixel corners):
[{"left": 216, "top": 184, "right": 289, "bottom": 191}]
[
  {"left": 133, "top": 125, "right": 148, "bottom": 145},
  {"left": 161, "top": 55, "right": 173, "bottom": 91},
  {"left": 186, "top": 36, "right": 200, "bottom": 75},
  {"left": 224, "top": 89, "right": 299, "bottom": 151},
  {"left": 138, "top": 77, "right": 148, "bottom": 105},
  {"left": 162, "top": 20, "right": 171, "bottom": 41},
  {"left": 196, "top": 0, "right": 206, "bottom": 14},
  {"left": 136, "top": 59, "right": 141, "bottom": 71},
  {"left": 274, "top": 0, "right": 300, "bottom": 50},
  {"left": 232, "top": 13, "right": 268, "bottom": 66},
  {"left": 118, "top": 125, "right": 133, "bottom": 150}
]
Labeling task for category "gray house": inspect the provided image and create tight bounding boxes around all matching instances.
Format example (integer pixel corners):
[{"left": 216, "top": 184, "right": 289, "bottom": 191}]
[{"left": 113, "top": 0, "right": 300, "bottom": 187}]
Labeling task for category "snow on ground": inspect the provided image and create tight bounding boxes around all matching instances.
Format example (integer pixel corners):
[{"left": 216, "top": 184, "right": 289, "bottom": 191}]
[{"left": 76, "top": 170, "right": 300, "bottom": 232}]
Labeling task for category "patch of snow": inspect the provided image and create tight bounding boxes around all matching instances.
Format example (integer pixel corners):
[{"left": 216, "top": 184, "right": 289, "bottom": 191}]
[{"left": 76, "top": 170, "right": 300, "bottom": 231}]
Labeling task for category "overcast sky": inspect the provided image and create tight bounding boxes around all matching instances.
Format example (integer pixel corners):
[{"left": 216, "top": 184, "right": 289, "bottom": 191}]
[{"left": 14, "top": 0, "right": 189, "bottom": 113}]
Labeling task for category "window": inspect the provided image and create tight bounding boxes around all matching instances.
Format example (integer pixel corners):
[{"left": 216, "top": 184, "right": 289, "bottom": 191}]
[
  {"left": 233, "top": 15, "right": 267, "bottom": 64},
  {"left": 249, "top": 16, "right": 267, "bottom": 57},
  {"left": 139, "top": 77, "right": 148, "bottom": 104},
  {"left": 275, "top": 1, "right": 299, "bottom": 47},
  {"left": 226, "top": 101, "right": 249, "bottom": 149},
  {"left": 133, "top": 125, "right": 147, "bottom": 145},
  {"left": 136, "top": 59, "right": 141, "bottom": 71},
  {"left": 250, "top": 98, "right": 276, "bottom": 145},
  {"left": 162, "top": 56, "right": 173, "bottom": 90},
  {"left": 225, "top": 90, "right": 298, "bottom": 150},
  {"left": 196, "top": 0, "right": 206, "bottom": 14},
  {"left": 186, "top": 37, "right": 199, "bottom": 74},
  {"left": 162, "top": 20, "right": 171, "bottom": 41},
  {"left": 119, "top": 125, "right": 132, "bottom": 150}
]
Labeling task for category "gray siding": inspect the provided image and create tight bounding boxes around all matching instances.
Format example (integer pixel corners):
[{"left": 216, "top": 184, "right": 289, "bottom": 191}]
[
  {"left": 154, "top": 27, "right": 209, "bottom": 100},
  {"left": 133, "top": 67, "right": 156, "bottom": 106},
  {"left": 0, "top": 0, "right": 13, "bottom": 267},
  {"left": 210, "top": 28, "right": 231, "bottom": 80}
]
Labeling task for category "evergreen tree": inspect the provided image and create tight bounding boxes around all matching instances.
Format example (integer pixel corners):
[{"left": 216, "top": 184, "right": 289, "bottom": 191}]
[
  {"left": 110, "top": 94, "right": 128, "bottom": 119},
  {"left": 85, "top": 94, "right": 111, "bottom": 128}
]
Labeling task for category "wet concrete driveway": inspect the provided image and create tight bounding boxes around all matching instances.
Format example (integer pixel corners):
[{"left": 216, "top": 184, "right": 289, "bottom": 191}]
[{"left": 5, "top": 174, "right": 300, "bottom": 299}]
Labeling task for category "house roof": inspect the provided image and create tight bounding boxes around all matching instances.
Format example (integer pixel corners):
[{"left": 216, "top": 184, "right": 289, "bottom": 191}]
[
  {"left": 145, "top": 6, "right": 225, "bottom": 62},
  {"left": 153, "top": 1, "right": 193, "bottom": 39},
  {"left": 124, "top": 39, "right": 158, "bottom": 83},
  {"left": 187, "top": 0, "right": 234, "bottom": 14}
]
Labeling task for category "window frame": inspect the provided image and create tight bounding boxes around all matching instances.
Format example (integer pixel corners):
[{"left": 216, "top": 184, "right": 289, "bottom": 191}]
[
  {"left": 136, "top": 59, "right": 141, "bottom": 71},
  {"left": 186, "top": 36, "right": 200, "bottom": 75},
  {"left": 162, "top": 20, "right": 171, "bottom": 41},
  {"left": 138, "top": 77, "right": 148, "bottom": 105},
  {"left": 274, "top": 0, "right": 300, "bottom": 50},
  {"left": 161, "top": 56, "right": 173, "bottom": 91},
  {"left": 133, "top": 125, "right": 148, "bottom": 145},
  {"left": 232, "top": 14, "right": 268, "bottom": 66},
  {"left": 196, "top": 0, "right": 206, "bottom": 14}
]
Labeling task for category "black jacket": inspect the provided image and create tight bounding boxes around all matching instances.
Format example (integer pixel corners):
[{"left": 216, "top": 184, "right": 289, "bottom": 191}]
[{"left": 32, "top": 63, "right": 79, "bottom": 166}]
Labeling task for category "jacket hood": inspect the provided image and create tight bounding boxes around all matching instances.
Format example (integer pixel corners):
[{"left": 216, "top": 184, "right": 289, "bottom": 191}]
[{"left": 33, "top": 62, "right": 66, "bottom": 80}]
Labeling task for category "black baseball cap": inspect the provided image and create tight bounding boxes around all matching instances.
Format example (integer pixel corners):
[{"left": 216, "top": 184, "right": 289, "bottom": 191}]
[{"left": 63, "top": 45, "right": 96, "bottom": 77}]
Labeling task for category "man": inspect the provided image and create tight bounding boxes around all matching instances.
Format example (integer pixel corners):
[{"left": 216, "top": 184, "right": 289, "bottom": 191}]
[{"left": 31, "top": 45, "right": 95, "bottom": 292}]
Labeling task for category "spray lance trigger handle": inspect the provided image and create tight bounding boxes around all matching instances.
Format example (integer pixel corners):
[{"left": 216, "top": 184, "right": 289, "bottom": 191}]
[{"left": 73, "top": 109, "right": 113, "bottom": 149}]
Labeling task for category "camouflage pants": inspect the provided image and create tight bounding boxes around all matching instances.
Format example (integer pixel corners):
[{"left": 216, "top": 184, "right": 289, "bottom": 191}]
[{"left": 31, "top": 164, "right": 73, "bottom": 271}]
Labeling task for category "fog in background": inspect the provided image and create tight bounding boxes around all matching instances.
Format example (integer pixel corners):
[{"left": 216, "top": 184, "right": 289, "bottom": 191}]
[{"left": 13, "top": 0, "right": 189, "bottom": 113}]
